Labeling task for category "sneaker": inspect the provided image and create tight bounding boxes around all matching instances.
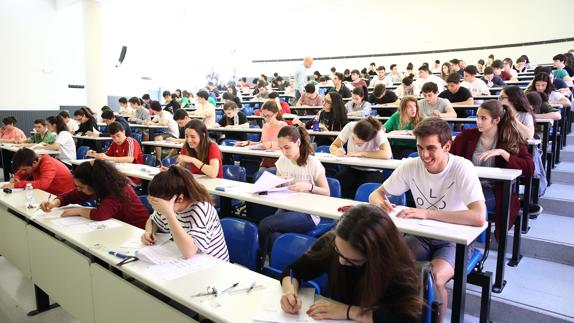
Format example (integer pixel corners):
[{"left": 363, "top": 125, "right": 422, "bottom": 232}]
[{"left": 528, "top": 204, "right": 543, "bottom": 219}]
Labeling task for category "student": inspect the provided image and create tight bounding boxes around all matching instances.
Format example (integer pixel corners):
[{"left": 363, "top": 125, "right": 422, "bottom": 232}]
[
  {"left": 526, "top": 91, "right": 562, "bottom": 121},
  {"left": 332, "top": 72, "right": 352, "bottom": 99},
  {"left": 413, "top": 65, "right": 447, "bottom": 95},
  {"left": 190, "top": 90, "right": 217, "bottom": 127},
  {"left": 450, "top": 59, "right": 464, "bottom": 77},
  {"left": 461, "top": 65, "right": 490, "bottom": 96},
  {"left": 395, "top": 76, "right": 415, "bottom": 98},
  {"left": 97, "top": 110, "right": 132, "bottom": 137},
  {"left": 564, "top": 52, "right": 574, "bottom": 77},
  {"left": 178, "top": 119, "right": 223, "bottom": 178},
  {"left": 0, "top": 117, "right": 26, "bottom": 143},
  {"left": 514, "top": 56, "right": 528, "bottom": 73},
  {"left": 368, "top": 84, "right": 399, "bottom": 106},
  {"left": 477, "top": 59, "right": 485, "bottom": 74},
  {"left": 492, "top": 60, "right": 515, "bottom": 82},
  {"left": 179, "top": 90, "right": 192, "bottom": 109},
  {"left": 367, "top": 62, "right": 377, "bottom": 76},
  {"left": 389, "top": 64, "right": 403, "bottom": 83},
  {"left": 235, "top": 101, "right": 287, "bottom": 169},
  {"left": 293, "top": 92, "right": 348, "bottom": 147},
  {"left": 128, "top": 96, "right": 151, "bottom": 125},
  {"left": 345, "top": 87, "right": 372, "bottom": 117},
  {"left": 330, "top": 117, "right": 393, "bottom": 198},
  {"left": 404, "top": 62, "right": 415, "bottom": 79},
  {"left": 417, "top": 82, "right": 456, "bottom": 118},
  {"left": 268, "top": 92, "right": 292, "bottom": 115},
  {"left": 485, "top": 54, "right": 494, "bottom": 68},
  {"left": 281, "top": 204, "right": 421, "bottom": 322},
  {"left": 452, "top": 100, "right": 534, "bottom": 241},
  {"left": 369, "top": 66, "right": 393, "bottom": 88},
  {"left": 2, "top": 148, "right": 75, "bottom": 195},
  {"left": 141, "top": 165, "right": 229, "bottom": 260},
  {"left": 350, "top": 69, "right": 367, "bottom": 88},
  {"left": 213, "top": 101, "right": 249, "bottom": 141},
  {"left": 440, "top": 62, "right": 454, "bottom": 81},
  {"left": 74, "top": 107, "right": 99, "bottom": 137},
  {"left": 369, "top": 118, "right": 486, "bottom": 322},
  {"left": 296, "top": 83, "right": 324, "bottom": 107},
  {"left": 384, "top": 96, "right": 423, "bottom": 158},
  {"left": 482, "top": 67, "right": 506, "bottom": 88},
  {"left": 141, "top": 93, "right": 151, "bottom": 110},
  {"left": 86, "top": 122, "right": 143, "bottom": 165},
  {"left": 58, "top": 111, "right": 79, "bottom": 134},
  {"left": 222, "top": 92, "right": 242, "bottom": 108},
  {"left": 439, "top": 73, "right": 474, "bottom": 105},
  {"left": 148, "top": 99, "right": 179, "bottom": 142},
  {"left": 169, "top": 108, "right": 192, "bottom": 144},
  {"left": 343, "top": 69, "right": 352, "bottom": 82},
  {"left": 15, "top": 119, "right": 56, "bottom": 145},
  {"left": 499, "top": 86, "right": 535, "bottom": 139},
  {"left": 40, "top": 159, "right": 149, "bottom": 229},
  {"left": 44, "top": 116, "right": 76, "bottom": 163},
  {"left": 502, "top": 58, "right": 519, "bottom": 80},
  {"left": 162, "top": 90, "right": 181, "bottom": 114},
  {"left": 118, "top": 97, "right": 134, "bottom": 116},
  {"left": 253, "top": 81, "right": 270, "bottom": 101},
  {"left": 526, "top": 72, "right": 571, "bottom": 107}
]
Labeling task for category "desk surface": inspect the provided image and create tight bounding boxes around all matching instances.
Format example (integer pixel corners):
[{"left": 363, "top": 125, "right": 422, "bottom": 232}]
[
  {"left": 73, "top": 135, "right": 112, "bottom": 141},
  {"left": 0, "top": 143, "right": 59, "bottom": 155}
]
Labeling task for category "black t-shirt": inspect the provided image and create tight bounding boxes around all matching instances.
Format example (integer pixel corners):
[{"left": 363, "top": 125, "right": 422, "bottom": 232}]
[
  {"left": 217, "top": 111, "right": 248, "bottom": 141},
  {"left": 438, "top": 86, "right": 472, "bottom": 103},
  {"left": 334, "top": 85, "right": 352, "bottom": 99},
  {"left": 164, "top": 100, "right": 181, "bottom": 114},
  {"left": 369, "top": 91, "right": 398, "bottom": 105}
]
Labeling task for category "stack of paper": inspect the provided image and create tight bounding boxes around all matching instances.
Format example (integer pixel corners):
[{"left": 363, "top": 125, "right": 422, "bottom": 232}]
[{"left": 249, "top": 171, "right": 292, "bottom": 194}]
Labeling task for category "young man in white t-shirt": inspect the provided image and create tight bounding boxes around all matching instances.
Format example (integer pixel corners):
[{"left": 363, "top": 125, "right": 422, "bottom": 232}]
[
  {"left": 413, "top": 65, "right": 447, "bottom": 95},
  {"left": 461, "top": 65, "right": 490, "bottom": 97},
  {"left": 369, "top": 118, "right": 486, "bottom": 322},
  {"left": 369, "top": 65, "right": 393, "bottom": 88}
]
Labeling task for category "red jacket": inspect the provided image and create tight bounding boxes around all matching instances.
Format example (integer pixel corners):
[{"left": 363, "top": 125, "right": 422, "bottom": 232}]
[
  {"left": 451, "top": 128, "right": 534, "bottom": 241},
  {"left": 57, "top": 184, "right": 149, "bottom": 229},
  {"left": 14, "top": 155, "right": 75, "bottom": 195}
]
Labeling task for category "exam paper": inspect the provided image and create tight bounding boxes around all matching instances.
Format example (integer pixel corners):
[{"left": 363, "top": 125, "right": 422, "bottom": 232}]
[
  {"left": 418, "top": 219, "right": 471, "bottom": 231},
  {"left": 50, "top": 217, "right": 122, "bottom": 233},
  {"left": 249, "top": 171, "right": 292, "bottom": 194},
  {"left": 146, "top": 254, "right": 217, "bottom": 281},
  {"left": 135, "top": 240, "right": 183, "bottom": 265}
]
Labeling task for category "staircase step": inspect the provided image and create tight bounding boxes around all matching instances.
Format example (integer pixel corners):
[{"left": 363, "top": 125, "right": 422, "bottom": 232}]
[
  {"left": 539, "top": 183, "right": 574, "bottom": 217},
  {"left": 551, "top": 162, "right": 574, "bottom": 184},
  {"left": 560, "top": 145, "right": 574, "bottom": 162}
]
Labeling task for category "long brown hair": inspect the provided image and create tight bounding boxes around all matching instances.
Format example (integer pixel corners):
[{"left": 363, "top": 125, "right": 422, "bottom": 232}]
[
  {"left": 399, "top": 96, "right": 423, "bottom": 128},
  {"left": 330, "top": 205, "right": 421, "bottom": 320},
  {"left": 353, "top": 117, "right": 381, "bottom": 141},
  {"left": 182, "top": 119, "right": 215, "bottom": 164},
  {"left": 479, "top": 100, "right": 525, "bottom": 155},
  {"left": 148, "top": 165, "right": 212, "bottom": 205},
  {"left": 73, "top": 159, "right": 128, "bottom": 200},
  {"left": 277, "top": 125, "right": 313, "bottom": 166},
  {"left": 261, "top": 100, "right": 284, "bottom": 121}
]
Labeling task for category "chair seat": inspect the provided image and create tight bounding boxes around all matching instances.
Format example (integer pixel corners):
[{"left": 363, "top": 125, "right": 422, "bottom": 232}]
[
  {"left": 305, "top": 218, "right": 336, "bottom": 237},
  {"left": 467, "top": 248, "right": 483, "bottom": 275}
]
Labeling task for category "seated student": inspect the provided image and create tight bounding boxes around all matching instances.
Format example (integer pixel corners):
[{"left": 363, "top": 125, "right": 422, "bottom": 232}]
[
  {"left": 147, "top": 100, "right": 180, "bottom": 161},
  {"left": 350, "top": 69, "right": 367, "bottom": 88},
  {"left": 369, "top": 65, "right": 393, "bottom": 88},
  {"left": 492, "top": 59, "right": 516, "bottom": 82},
  {"left": 345, "top": 86, "right": 372, "bottom": 117},
  {"left": 564, "top": 52, "right": 574, "bottom": 77},
  {"left": 39, "top": 159, "right": 149, "bottom": 229},
  {"left": 413, "top": 65, "right": 447, "bottom": 95},
  {"left": 369, "top": 118, "right": 486, "bottom": 322},
  {"left": 178, "top": 119, "right": 223, "bottom": 178},
  {"left": 296, "top": 83, "right": 324, "bottom": 107},
  {"left": 482, "top": 67, "right": 506, "bottom": 88},
  {"left": 477, "top": 59, "right": 485, "bottom": 74},
  {"left": 403, "top": 62, "right": 415, "bottom": 79},
  {"left": 43, "top": 116, "right": 76, "bottom": 164},
  {"left": 514, "top": 56, "right": 528, "bottom": 73},
  {"left": 252, "top": 81, "right": 270, "bottom": 101},
  {"left": 552, "top": 54, "right": 573, "bottom": 87},
  {"left": 499, "top": 86, "right": 535, "bottom": 139},
  {"left": 127, "top": 96, "right": 151, "bottom": 125},
  {"left": 389, "top": 64, "right": 403, "bottom": 83},
  {"left": 86, "top": 122, "right": 143, "bottom": 165},
  {"left": 190, "top": 90, "right": 217, "bottom": 127},
  {"left": 94, "top": 110, "right": 132, "bottom": 137},
  {"left": 214, "top": 101, "right": 249, "bottom": 141},
  {"left": 141, "top": 165, "right": 229, "bottom": 261},
  {"left": 162, "top": 90, "right": 181, "bottom": 114},
  {"left": 526, "top": 91, "right": 562, "bottom": 121},
  {"left": 222, "top": 92, "right": 242, "bottom": 108},
  {"left": 461, "top": 65, "right": 490, "bottom": 96},
  {"left": 258, "top": 125, "right": 330, "bottom": 258},
  {"left": 330, "top": 117, "right": 393, "bottom": 198},
  {"left": 439, "top": 73, "right": 474, "bottom": 105},
  {"left": 74, "top": 107, "right": 99, "bottom": 135},
  {"left": 395, "top": 76, "right": 415, "bottom": 98},
  {"left": 485, "top": 54, "right": 494, "bottom": 68},
  {"left": 343, "top": 69, "right": 352, "bottom": 82},
  {"left": 171, "top": 108, "right": 191, "bottom": 143},
  {"left": 526, "top": 72, "right": 571, "bottom": 108},
  {"left": 449, "top": 58, "right": 464, "bottom": 77},
  {"left": 332, "top": 72, "right": 352, "bottom": 99},
  {"left": 452, "top": 100, "right": 533, "bottom": 241},
  {"left": 14, "top": 119, "right": 56, "bottom": 145},
  {"left": 502, "top": 58, "right": 519, "bottom": 79},
  {"left": 281, "top": 205, "right": 421, "bottom": 323},
  {"left": 535, "top": 66, "right": 572, "bottom": 96},
  {"left": 293, "top": 91, "right": 348, "bottom": 146},
  {"left": 368, "top": 84, "right": 399, "bottom": 107},
  {"left": 0, "top": 117, "right": 26, "bottom": 143},
  {"left": 58, "top": 111, "right": 79, "bottom": 134},
  {"left": 235, "top": 101, "right": 287, "bottom": 169},
  {"left": 2, "top": 148, "right": 75, "bottom": 195},
  {"left": 268, "top": 92, "right": 292, "bottom": 115},
  {"left": 179, "top": 90, "right": 192, "bottom": 109},
  {"left": 417, "top": 82, "right": 456, "bottom": 118},
  {"left": 118, "top": 97, "right": 135, "bottom": 116},
  {"left": 384, "top": 96, "right": 424, "bottom": 158}
]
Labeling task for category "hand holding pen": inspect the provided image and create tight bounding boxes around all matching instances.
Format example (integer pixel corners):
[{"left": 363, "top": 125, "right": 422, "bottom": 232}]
[{"left": 280, "top": 270, "right": 302, "bottom": 314}]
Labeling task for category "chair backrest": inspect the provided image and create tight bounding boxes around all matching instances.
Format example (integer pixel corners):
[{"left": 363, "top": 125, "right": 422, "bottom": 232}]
[
  {"left": 223, "top": 165, "right": 247, "bottom": 182},
  {"left": 246, "top": 133, "right": 261, "bottom": 142},
  {"left": 220, "top": 218, "right": 259, "bottom": 271},
  {"left": 131, "top": 133, "right": 143, "bottom": 145},
  {"left": 315, "top": 145, "right": 330, "bottom": 153},
  {"left": 143, "top": 154, "right": 157, "bottom": 167},
  {"left": 76, "top": 146, "right": 90, "bottom": 160},
  {"left": 408, "top": 151, "right": 419, "bottom": 158},
  {"left": 138, "top": 195, "right": 154, "bottom": 215},
  {"left": 221, "top": 139, "right": 238, "bottom": 146},
  {"left": 253, "top": 167, "right": 276, "bottom": 182},
  {"left": 326, "top": 177, "right": 341, "bottom": 198},
  {"left": 162, "top": 157, "right": 178, "bottom": 166},
  {"left": 421, "top": 263, "right": 436, "bottom": 323},
  {"left": 269, "top": 233, "right": 316, "bottom": 272},
  {"left": 354, "top": 182, "right": 380, "bottom": 202}
]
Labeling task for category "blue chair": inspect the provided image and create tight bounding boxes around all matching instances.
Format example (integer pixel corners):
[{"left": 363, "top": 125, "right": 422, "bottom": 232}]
[
  {"left": 246, "top": 168, "right": 278, "bottom": 222},
  {"left": 354, "top": 182, "right": 406, "bottom": 206},
  {"left": 80, "top": 199, "right": 96, "bottom": 207},
  {"left": 76, "top": 146, "right": 90, "bottom": 160},
  {"left": 131, "top": 133, "right": 143, "bottom": 145},
  {"left": 263, "top": 233, "right": 326, "bottom": 294},
  {"left": 143, "top": 154, "right": 157, "bottom": 167},
  {"left": 215, "top": 110, "right": 224, "bottom": 122},
  {"left": 305, "top": 177, "right": 341, "bottom": 237},
  {"left": 421, "top": 263, "right": 439, "bottom": 323},
  {"left": 315, "top": 145, "right": 330, "bottom": 153},
  {"left": 223, "top": 165, "right": 247, "bottom": 182},
  {"left": 246, "top": 133, "right": 261, "bottom": 142},
  {"left": 138, "top": 195, "right": 154, "bottom": 215},
  {"left": 408, "top": 151, "right": 419, "bottom": 158},
  {"left": 162, "top": 157, "right": 178, "bottom": 166},
  {"left": 221, "top": 139, "right": 238, "bottom": 146},
  {"left": 220, "top": 218, "right": 259, "bottom": 271},
  {"left": 315, "top": 145, "right": 342, "bottom": 177}
]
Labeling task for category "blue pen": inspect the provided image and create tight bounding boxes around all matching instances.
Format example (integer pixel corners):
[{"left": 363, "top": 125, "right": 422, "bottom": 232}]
[
  {"left": 109, "top": 251, "right": 129, "bottom": 259},
  {"left": 290, "top": 269, "right": 298, "bottom": 300}
]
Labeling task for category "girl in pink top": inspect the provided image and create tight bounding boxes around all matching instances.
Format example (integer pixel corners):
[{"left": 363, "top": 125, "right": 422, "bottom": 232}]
[
  {"left": 0, "top": 117, "right": 26, "bottom": 142},
  {"left": 235, "top": 100, "right": 287, "bottom": 168}
]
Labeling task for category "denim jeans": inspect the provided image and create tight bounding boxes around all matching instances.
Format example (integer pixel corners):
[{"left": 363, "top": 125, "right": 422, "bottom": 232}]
[{"left": 258, "top": 210, "right": 316, "bottom": 256}]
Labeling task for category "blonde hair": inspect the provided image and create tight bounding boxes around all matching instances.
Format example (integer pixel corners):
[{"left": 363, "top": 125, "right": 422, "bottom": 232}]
[{"left": 399, "top": 96, "right": 423, "bottom": 128}]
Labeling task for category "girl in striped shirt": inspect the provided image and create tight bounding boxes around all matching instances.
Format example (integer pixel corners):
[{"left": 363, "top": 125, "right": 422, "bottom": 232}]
[{"left": 141, "top": 166, "right": 229, "bottom": 261}]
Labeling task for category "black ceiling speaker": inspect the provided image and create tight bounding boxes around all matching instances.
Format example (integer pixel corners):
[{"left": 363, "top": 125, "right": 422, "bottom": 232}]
[{"left": 116, "top": 46, "right": 127, "bottom": 67}]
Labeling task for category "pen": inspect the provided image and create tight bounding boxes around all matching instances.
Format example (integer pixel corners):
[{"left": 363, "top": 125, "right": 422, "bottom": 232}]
[
  {"left": 247, "top": 282, "right": 256, "bottom": 294},
  {"left": 379, "top": 189, "right": 391, "bottom": 203},
  {"left": 47, "top": 193, "right": 52, "bottom": 201},
  {"left": 290, "top": 269, "right": 298, "bottom": 300},
  {"left": 109, "top": 251, "right": 130, "bottom": 259},
  {"left": 220, "top": 282, "right": 239, "bottom": 295}
]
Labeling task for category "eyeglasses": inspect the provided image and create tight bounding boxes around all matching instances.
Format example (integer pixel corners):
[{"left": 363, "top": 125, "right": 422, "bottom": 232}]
[
  {"left": 262, "top": 113, "right": 275, "bottom": 119},
  {"left": 498, "top": 95, "right": 509, "bottom": 101},
  {"left": 331, "top": 239, "right": 365, "bottom": 267}
]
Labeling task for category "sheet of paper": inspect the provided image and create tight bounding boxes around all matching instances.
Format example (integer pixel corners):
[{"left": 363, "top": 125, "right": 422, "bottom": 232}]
[
  {"left": 50, "top": 217, "right": 122, "bottom": 233},
  {"left": 249, "top": 171, "right": 291, "bottom": 194},
  {"left": 120, "top": 233, "right": 171, "bottom": 250},
  {"left": 246, "top": 144, "right": 266, "bottom": 150},
  {"left": 50, "top": 216, "right": 93, "bottom": 227},
  {"left": 146, "top": 254, "right": 217, "bottom": 281},
  {"left": 418, "top": 219, "right": 471, "bottom": 232},
  {"left": 136, "top": 240, "right": 183, "bottom": 265}
]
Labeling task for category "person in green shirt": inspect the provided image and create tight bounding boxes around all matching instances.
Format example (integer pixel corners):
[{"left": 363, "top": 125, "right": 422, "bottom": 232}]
[
  {"left": 383, "top": 95, "right": 423, "bottom": 158},
  {"left": 15, "top": 119, "right": 56, "bottom": 145}
]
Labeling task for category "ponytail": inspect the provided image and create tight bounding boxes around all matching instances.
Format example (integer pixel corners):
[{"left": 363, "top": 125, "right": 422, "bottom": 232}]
[
  {"left": 277, "top": 125, "right": 313, "bottom": 166},
  {"left": 354, "top": 117, "right": 381, "bottom": 141}
]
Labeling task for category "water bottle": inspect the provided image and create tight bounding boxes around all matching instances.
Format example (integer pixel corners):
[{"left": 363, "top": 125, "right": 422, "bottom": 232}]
[
  {"left": 312, "top": 119, "right": 319, "bottom": 131},
  {"left": 25, "top": 183, "right": 34, "bottom": 208}
]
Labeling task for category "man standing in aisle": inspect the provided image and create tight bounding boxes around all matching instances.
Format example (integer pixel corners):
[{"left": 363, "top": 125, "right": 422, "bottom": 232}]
[{"left": 294, "top": 56, "right": 313, "bottom": 104}]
